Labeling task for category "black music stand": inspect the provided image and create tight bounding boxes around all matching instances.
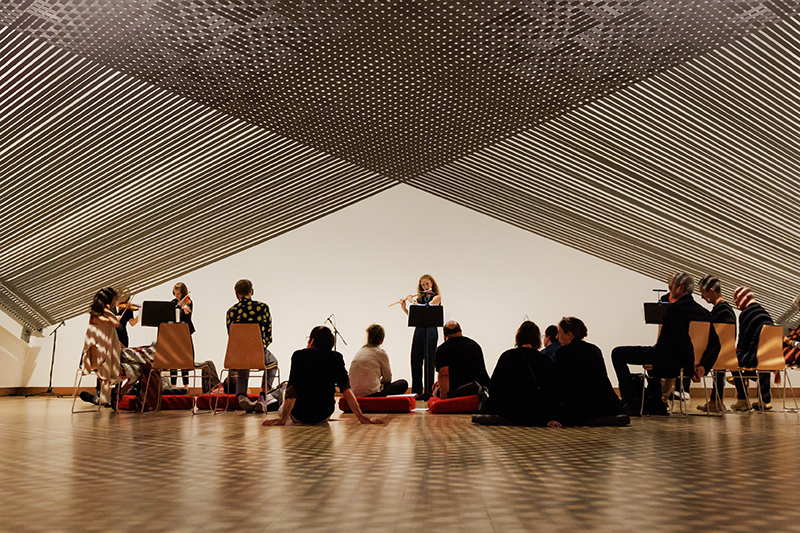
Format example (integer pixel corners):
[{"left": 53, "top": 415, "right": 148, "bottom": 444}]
[
  {"left": 141, "top": 301, "right": 177, "bottom": 327},
  {"left": 643, "top": 302, "right": 670, "bottom": 325},
  {"left": 408, "top": 304, "right": 444, "bottom": 397}
]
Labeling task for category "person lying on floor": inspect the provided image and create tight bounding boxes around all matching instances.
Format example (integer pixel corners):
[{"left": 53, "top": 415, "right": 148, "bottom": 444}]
[
  {"left": 479, "top": 321, "right": 562, "bottom": 427},
  {"left": 263, "top": 326, "right": 383, "bottom": 426},
  {"left": 553, "top": 317, "right": 628, "bottom": 426}
]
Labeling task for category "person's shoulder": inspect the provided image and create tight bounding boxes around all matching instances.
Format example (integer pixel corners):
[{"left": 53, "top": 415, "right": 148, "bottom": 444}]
[
  {"left": 352, "top": 346, "right": 373, "bottom": 360},
  {"left": 462, "top": 336, "right": 483, "bottom": 350}
]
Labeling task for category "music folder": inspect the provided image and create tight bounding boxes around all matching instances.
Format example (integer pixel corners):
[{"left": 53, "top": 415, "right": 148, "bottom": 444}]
[
  {"left": 643, "top": 302, "right": 670, "bottom": 325},
  {"left": 408, "top": 304, "right": 444, "bottom": 328},
  {"left": 141, "top": 300, "right": 177, "bottom": 327}
]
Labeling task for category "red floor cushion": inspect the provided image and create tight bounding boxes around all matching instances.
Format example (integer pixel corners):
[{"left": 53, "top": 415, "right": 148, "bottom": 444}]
[
  {"left": 117, "top": 394, "right": 197, "bottom": 411},
  {"left": 338, "top": 395, "right": 415, "bottom": 413},
  {"left": 428, "top": 395, "right": 480, "bottom": 414}
]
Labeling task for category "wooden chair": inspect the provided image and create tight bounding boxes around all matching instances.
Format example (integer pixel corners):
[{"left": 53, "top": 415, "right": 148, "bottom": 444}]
[
  {"left": 748, "top": 325, "right": 796, "bottom": 412},
  {"left": 699, "top": 323, "right": 737, "bottom": 416},
  {"left": 142, "top": 322, "right": 198, "bottom": 414},
  {"left": 71, "top": 345, "right": 102, "bottom": 413},
  {"left": 641, "top": 321, "right": 710, "bottom": 416},
  {"left": 213, "top": 323, "right": 280, "bottom": 414}
]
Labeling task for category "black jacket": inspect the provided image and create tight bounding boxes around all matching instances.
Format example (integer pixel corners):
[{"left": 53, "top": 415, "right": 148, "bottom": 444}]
[{"left": 654, "top": 294, "right": 720, "bottom": 377}]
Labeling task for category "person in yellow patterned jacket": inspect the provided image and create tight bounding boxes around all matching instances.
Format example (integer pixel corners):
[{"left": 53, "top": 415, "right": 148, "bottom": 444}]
[{"left": 226, "top": 279, "right": 280, "bottom": 413}]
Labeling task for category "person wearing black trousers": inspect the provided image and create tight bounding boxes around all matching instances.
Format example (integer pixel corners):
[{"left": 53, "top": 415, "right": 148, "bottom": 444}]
[{"left": 400, "top": 274, "right": 441, "bottom": 400}]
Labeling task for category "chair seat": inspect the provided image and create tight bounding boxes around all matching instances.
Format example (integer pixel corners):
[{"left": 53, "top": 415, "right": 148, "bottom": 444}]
[{"left": 338, "top": 396, "right": 415, "bottom": 413}]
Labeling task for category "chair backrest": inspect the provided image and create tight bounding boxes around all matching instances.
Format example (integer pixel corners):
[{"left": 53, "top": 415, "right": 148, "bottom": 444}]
[
  {"left": 712, "top": 323, "right": 738, "bottom": 371},
  {"left": 153, "top": 322, "right": 195, "bottom": 370},
  {"left": 224, "top": 323, "right": 266, "bottom": 370},
  {"left": 756, "top": 324, "right": 785, "bottom": 371},
  {"left": 689, "top": 321, "right": 710, "bottom": 366}
]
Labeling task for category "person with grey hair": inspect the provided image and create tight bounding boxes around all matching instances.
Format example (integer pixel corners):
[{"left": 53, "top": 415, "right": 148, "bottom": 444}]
[
  {"left": 611, "top": 272, "right": 720, "bottom": 416},
  {"left": 696, "top": 275, "right": 736, "bottom": 412}
]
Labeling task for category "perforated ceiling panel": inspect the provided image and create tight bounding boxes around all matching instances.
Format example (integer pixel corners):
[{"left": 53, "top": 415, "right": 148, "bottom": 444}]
[
  {"left": 0, "top": 26, "right": 392, "bottom": 330},
  {"left": 2, "top": 0, "right": 798, "bottom": 179},
  {"left": 414, "top": 15, "right": 800, "bottom": 321},
  {"left": 1, "top": 1, "right": 800, "bottom": 329}
]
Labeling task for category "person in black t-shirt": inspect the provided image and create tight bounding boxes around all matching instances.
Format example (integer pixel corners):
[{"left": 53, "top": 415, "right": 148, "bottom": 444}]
[
  {"left": 114, "top": 290, "right": 139, "bottom": 349},
  {"left": 263, "top": 326, "right": 383, "bottom": 426},
  {"left": 433, "top": 321, "right": 490, "bottom": 399},
  {"left": 696, "top": 275, "right": 737, "bottom": 412}
]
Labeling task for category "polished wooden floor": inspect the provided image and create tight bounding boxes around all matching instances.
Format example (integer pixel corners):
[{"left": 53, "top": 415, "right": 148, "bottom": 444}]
[{"left": 3, "top": 397, "right": 800, "bottom": 533}]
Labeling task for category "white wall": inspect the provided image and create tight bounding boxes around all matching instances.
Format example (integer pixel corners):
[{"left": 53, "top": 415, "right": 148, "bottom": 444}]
[{"left": 14, "top": 184, "right": 669, "bottom": 389}]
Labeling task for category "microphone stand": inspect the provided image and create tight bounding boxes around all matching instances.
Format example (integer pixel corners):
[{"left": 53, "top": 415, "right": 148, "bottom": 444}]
[
  {"left": 325, "top": 314, "right": 347, "bottom": 351},
  {"left": 27, "top": 321, "right": 66, "bottom": 398}
]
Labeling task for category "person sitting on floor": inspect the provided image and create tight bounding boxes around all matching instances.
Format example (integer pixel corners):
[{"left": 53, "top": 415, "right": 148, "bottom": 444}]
[
  {"left": 226, "top": 279, "right": 280, "bottom": 413},
  {"left": 611, "top": 272, "right": 720, "bottom": 416},
  {"left": 433, "top": 321, "right": 491, "bottom": 399},
  {"left": 263, "top": 326, "right": 383, "bottom": 426},
  {"left": 349, "top": 324, "right": 408, "bottom": 397},
  {"left": 541, "top": 325, "right": 561, "bottom": 361},
  {"left": 730, "top": 287, "right": 775, "bottom": 411},
  {"left": 696, "top": 275, "right": 737, "bottom": 413},
  {"left": 553, "top": 317, "right": 627, "bottom": 426},
  {"left": 480, "top": 321, "right": 562, "bottom": 427}
]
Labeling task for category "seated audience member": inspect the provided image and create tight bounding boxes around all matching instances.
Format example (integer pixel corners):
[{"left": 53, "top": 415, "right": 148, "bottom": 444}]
[
  {"left": 434, "top": 321, "right": 491, "bottom": 399},
  {"left": 226, "top": 279, "right": 280, "bottom": 413},
  {"left": 554, "top": 317, "right": 624, "bottom": 425},
  {"left": 263, "top": 326, "right": 383, "bottom": 426},
  {"left": 696, "top": 275, "right": 737, "bottom": 412},
  {"left": 730, "top": 287, "right": 774, "bottom": 411},
  {"left": 349, "top": 324, "right": 408, "bottom": 397},
  {"left": 611, "top": 272, "right": 720, "bottom": 416},
  {"left": 541, "top": 325, "right": 561, "bottom": 361},
  {"left": 482, "top": 321, "right": 562, "bottom": 427}
]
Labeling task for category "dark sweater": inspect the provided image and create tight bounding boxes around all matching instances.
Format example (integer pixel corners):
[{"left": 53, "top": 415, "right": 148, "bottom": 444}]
[
  {"left": 485, "top": 347, "right": 561, "bottom": 426},
  {"left": 737, "top": 303, "right": 773, "bottom": 359},
  {"left": 286, "top": 348, "right": 350, "bottom": 424},
  {"left": 654, "top": 294, "right": 720, "bottom": 376},
  {"left": 711, "top": 300, "right": 736, "bottom": 325},
  {"left": 555, "top": 340, "right": 622, "bottom": 423}
]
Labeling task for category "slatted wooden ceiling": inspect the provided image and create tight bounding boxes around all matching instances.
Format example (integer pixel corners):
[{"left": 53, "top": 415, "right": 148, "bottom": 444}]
[{"left": 0, "top": 0, "right": 798, "bottom": 330}]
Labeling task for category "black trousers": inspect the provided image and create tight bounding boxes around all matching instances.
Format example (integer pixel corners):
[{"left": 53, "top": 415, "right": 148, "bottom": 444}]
[
  {"left": 365, "top": 379, "right": 409, "bottom": 397},
  {"left": 411, "top": 327, "right": 438, "bottom": 395}
]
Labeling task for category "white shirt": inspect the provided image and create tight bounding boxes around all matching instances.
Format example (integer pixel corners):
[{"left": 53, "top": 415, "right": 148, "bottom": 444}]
[{"left": 349, "top": 346, "right": 392, "bottom": 396}]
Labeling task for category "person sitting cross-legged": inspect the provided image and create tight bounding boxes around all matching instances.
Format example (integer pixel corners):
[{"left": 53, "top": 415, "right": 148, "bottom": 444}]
[
  {"left": 480, "top": 321, "right": 562, "bottom": 427},
  {"left": 349, "top": 324, "right": 408, "bottom": 397},
  {"left": 433, "top": 321, "right": 491, "bottom": 399},
  {"left": 554, "top": 317, "right": 627, "bottom": 426},
  {"left": 263, "top": 326, "right": 383, "bottom": 426}
]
